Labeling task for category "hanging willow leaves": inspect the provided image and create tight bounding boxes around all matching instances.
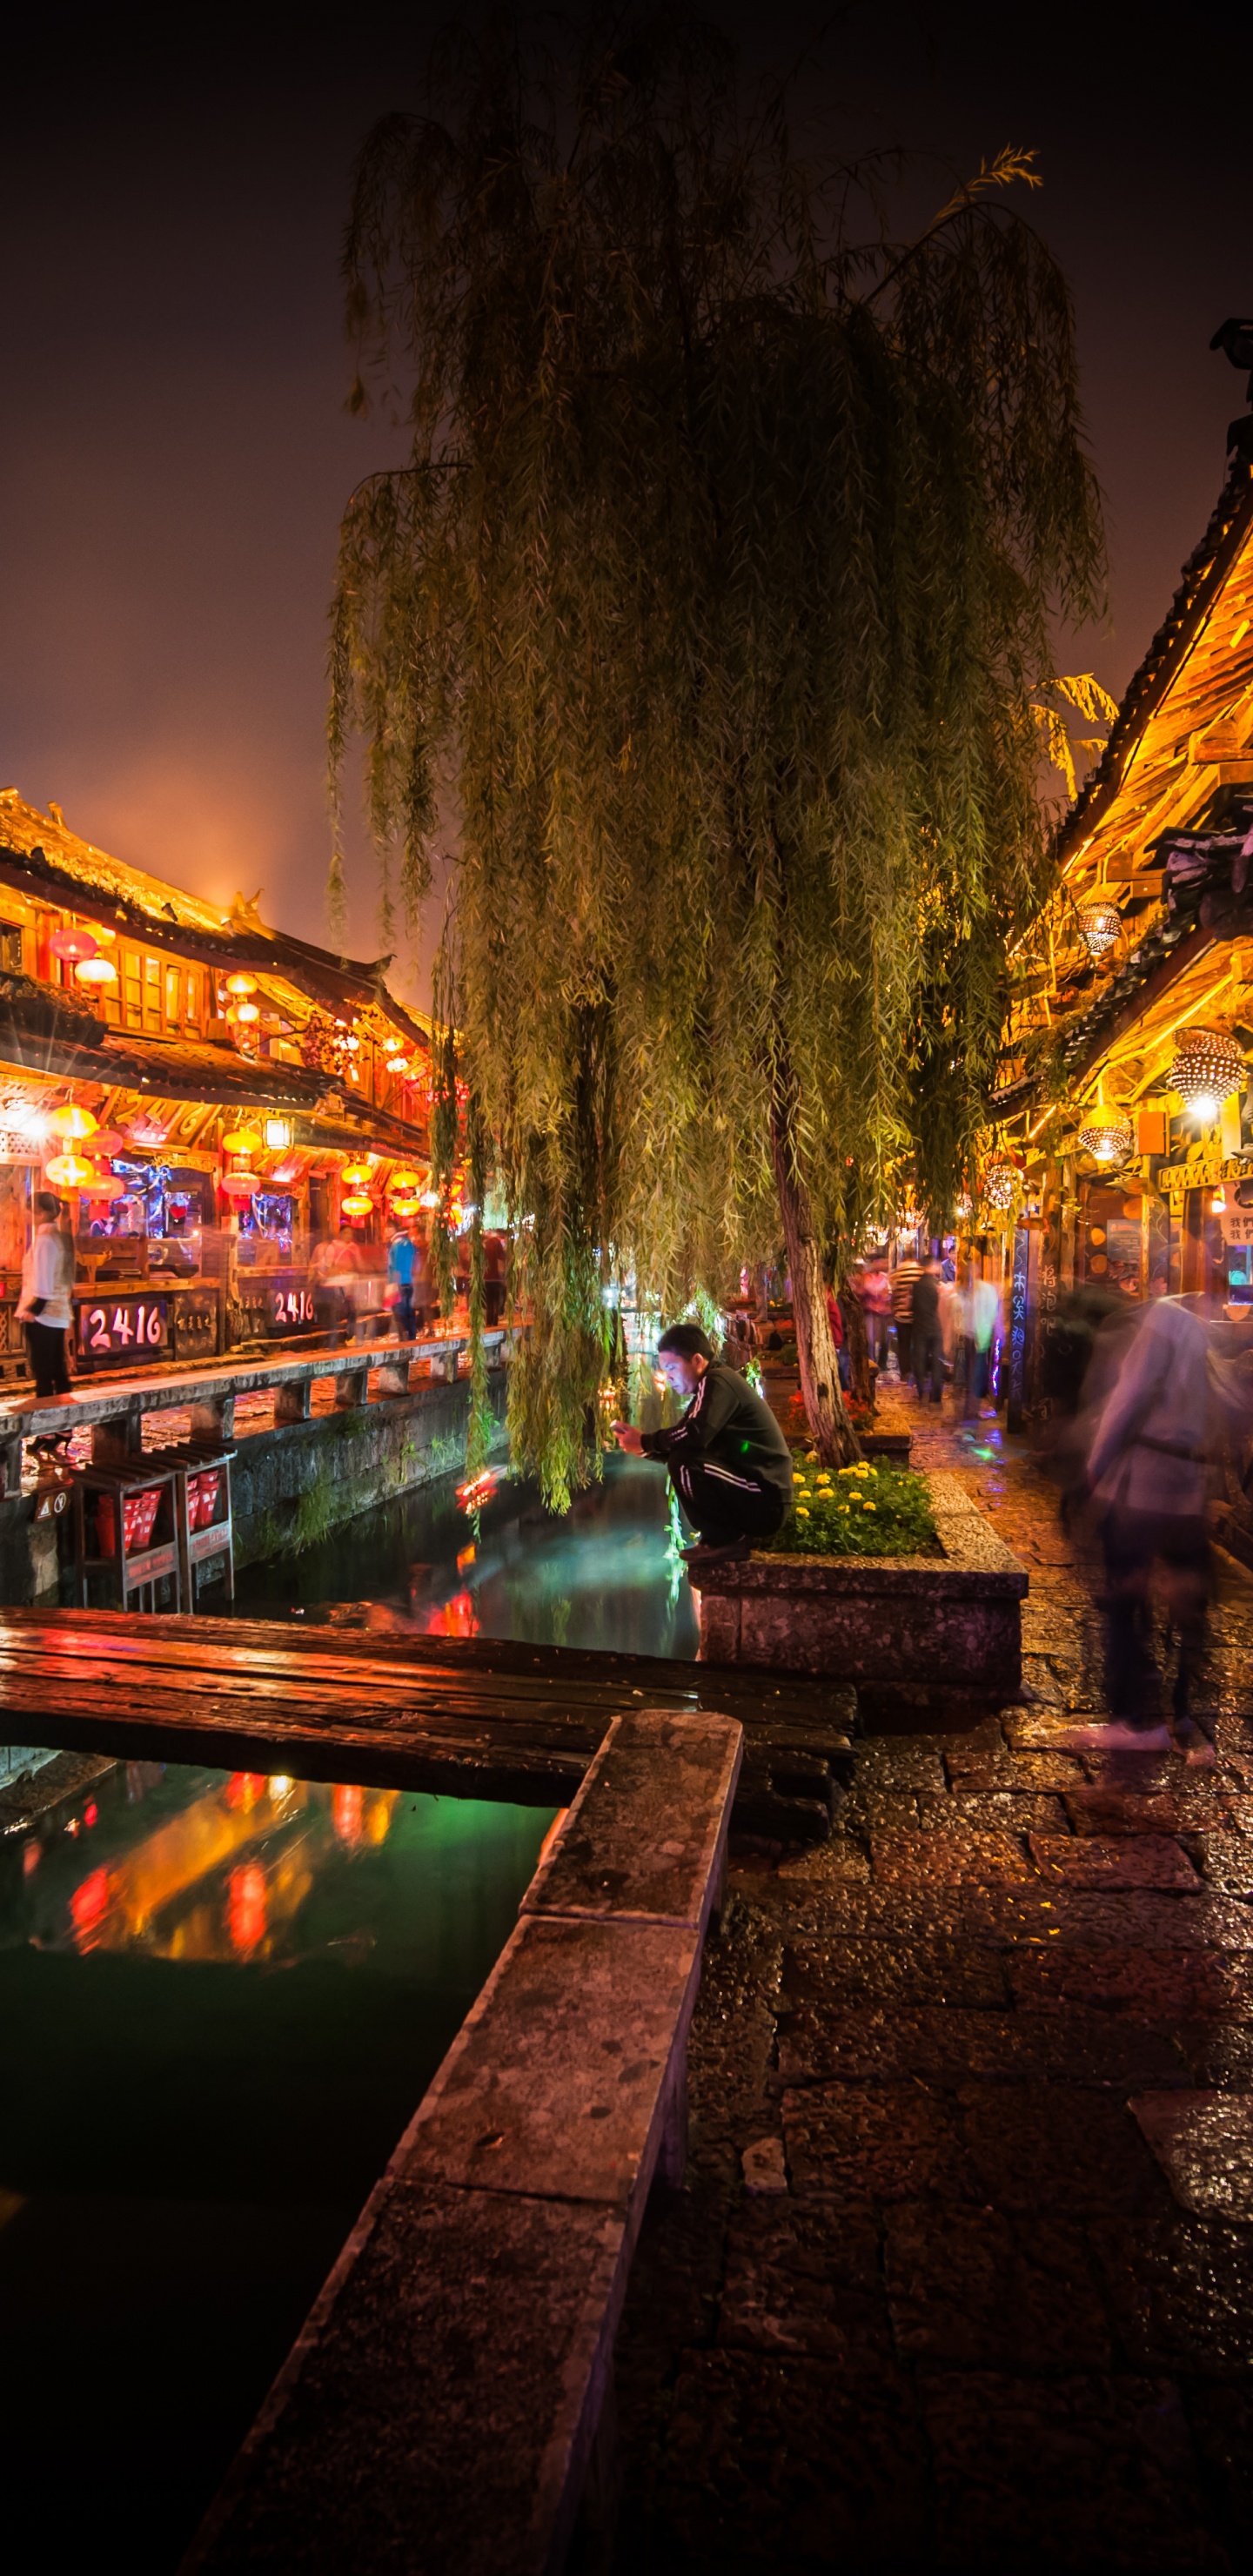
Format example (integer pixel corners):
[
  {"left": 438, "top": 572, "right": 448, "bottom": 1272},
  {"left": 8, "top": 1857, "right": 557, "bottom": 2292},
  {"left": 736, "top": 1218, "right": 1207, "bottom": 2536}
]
[{"left": 329, "top": 7, "right": 1104, "bottom": 1505}]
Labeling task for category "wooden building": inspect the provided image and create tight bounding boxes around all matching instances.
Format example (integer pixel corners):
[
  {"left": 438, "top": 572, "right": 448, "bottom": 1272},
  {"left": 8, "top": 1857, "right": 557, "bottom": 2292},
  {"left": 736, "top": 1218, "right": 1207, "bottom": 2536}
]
[
  {"left": 988, "top": 422, "right": 1253, "bottom": 1452},
  {"left": 0, "top": 791, "right": 434, "bottom": 1377}
]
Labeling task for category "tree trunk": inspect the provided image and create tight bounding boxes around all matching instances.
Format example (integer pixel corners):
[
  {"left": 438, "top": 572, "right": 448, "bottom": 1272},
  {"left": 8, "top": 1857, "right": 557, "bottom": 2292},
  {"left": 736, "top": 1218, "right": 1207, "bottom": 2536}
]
[
  {"left": 768, "top": 1070, "right": 861, "bottom": 1468},
  {"left": 839, "top": 1284, "right": 873, "bottom": 1412}
]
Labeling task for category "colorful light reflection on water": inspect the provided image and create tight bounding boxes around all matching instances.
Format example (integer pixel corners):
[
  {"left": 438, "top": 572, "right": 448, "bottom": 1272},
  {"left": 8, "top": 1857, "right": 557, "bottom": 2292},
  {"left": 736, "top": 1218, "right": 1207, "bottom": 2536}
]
[{"left": 0, "top": 1759, "right": 554, "bottom": 2572}]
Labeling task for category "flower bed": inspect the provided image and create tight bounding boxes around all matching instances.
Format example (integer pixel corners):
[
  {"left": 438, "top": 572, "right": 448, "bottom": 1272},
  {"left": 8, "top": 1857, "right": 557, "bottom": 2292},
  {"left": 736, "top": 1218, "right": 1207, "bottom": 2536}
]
[
  {"left": 764, "top": 1459, "right": 937, "bottom": 1557},
  {"left": 694, "top": 1470, "right": 1028, "bottom": 1722}
]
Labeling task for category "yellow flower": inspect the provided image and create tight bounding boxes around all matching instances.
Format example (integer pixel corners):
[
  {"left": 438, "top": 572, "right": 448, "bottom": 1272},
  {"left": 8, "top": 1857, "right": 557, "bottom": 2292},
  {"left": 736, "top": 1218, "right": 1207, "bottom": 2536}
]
[
  {"left": 794, "top": 1506, "right": 810, "bottom": 1519},
  {"left": 838, "top": 1465, "right": 857, "bottom": 1478},
  {"left": 862, "top": 1500, "right": 876, "bottom": 1512}
]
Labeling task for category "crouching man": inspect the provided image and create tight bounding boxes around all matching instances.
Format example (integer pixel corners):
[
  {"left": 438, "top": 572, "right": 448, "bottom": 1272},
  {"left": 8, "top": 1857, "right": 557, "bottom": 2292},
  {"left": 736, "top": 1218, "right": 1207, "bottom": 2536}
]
[{"left": 613, "top": 1322, "right": 794, "bottom": 1567}]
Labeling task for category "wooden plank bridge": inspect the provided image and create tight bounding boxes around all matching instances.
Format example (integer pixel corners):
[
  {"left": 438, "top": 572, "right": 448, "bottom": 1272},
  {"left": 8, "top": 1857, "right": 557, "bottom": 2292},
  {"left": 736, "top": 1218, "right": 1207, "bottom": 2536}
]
[{"left": 0, "top": 1607, "right": 855, "bottom": 1840}]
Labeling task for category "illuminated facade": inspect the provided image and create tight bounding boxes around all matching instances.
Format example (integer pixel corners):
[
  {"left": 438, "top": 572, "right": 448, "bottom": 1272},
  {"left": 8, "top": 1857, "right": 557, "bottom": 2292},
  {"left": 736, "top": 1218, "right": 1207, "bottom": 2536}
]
[
  {"left": 0, "top": 792, "right": 433, "bottom": 1370},
  {"left": 988, "top": 430, "right": 1253, "bottom": 1440}
]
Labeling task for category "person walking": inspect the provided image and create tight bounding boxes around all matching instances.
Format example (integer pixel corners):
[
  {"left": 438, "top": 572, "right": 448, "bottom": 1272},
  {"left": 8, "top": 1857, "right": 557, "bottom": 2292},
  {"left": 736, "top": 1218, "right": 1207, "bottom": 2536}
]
[
  {"left": 911, "top": 1254, "right": 944, "bottom": 1404},
  {"left": 1081, "top": 1296, "right": 1213, "bottom": 1746},
  {"left": 971, "top": 1272, "right": 1002, "bottom": 1412},
  {"left": 387, "top": 1224, "right": 417, "bottom": 1339},
  {"left": 858, "top": 1258, "right": 892, "bottom": 1371},
  {"left": 890, "top": 1250, "right": 921, "bottom": 1385},
  {"left": 612, "top": 1321, "right": 793, "bottom": 1566},
  {"left": 17, "top": 1191, "right": 75, "bottom": 1398}
]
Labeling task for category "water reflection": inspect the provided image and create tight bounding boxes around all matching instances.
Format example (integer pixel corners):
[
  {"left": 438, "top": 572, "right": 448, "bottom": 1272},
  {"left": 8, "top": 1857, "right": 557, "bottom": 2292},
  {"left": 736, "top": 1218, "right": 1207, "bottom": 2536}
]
[
  {"left": 0, "top": 1759, "right": 553, "bottom": 2574},
  {"left": 232, "top": 1453, "right": 699, "bottom": 1658}
]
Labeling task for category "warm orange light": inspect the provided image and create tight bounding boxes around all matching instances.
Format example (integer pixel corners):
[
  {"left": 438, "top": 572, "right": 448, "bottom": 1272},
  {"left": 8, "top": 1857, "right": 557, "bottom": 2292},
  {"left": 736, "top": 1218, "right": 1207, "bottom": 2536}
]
[
  {"left": 222, "top": 1125, "right": 262, "bottom": 1155},
  {"left": 263, "top": 1117, "right": 292, "bottom": 1150},
  {"left": 220, "top": 1170, "right": 258, "bottom": 1203},
  {"left": 80, "top": 1170, "right": 126, "bottom": 1201},
  {"left": 75, "top": 956, "right": 118, "bottom": 986},
  {"left": 390, "top": 1197, "right": 421, "bottom": 1218},
  {"left": 341, "top": 1191, "right": 374, "bottom": 1216},
  {"left": 45, "top": 1152, "right": 95, "bottom": 1189},
  {"left": 49, "top": 1103, "right": 98, "bottom": 1140},
  {"left": 231, "top": 1000, "right": 260, "bottom": 1025},
  {"left": 341, "top": 1162, "right": 372, "bottom": 1186},
  {"left": 225, "top": 973, "right": 257, "bottom": 996},
  {"left": 387, "top": 1168, "right": 422, "bottom": 1192}
]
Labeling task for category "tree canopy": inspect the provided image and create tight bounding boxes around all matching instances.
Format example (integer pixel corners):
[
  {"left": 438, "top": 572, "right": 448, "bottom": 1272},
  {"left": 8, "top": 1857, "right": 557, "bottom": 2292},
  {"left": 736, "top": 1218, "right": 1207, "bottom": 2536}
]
[{"left": 330, "top": 7, "right": 1104, "bottom": 1501}]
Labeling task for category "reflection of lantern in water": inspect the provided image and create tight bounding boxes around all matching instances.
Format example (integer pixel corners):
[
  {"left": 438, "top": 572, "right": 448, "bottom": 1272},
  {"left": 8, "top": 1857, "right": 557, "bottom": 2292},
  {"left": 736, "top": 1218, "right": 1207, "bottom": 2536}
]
[
  {"left": 70, "top": 1865, "right": 110, "bottom": 1942},
  {"left": 228, "top": 1862, "right": 267, "bottom": 1954},
  {"left": 425, "top": 1588, "right": 480, "bottom": 1640},
  {"left": 332, "top": 1782, "right": 364, "bottom": 1846},
  {"left": 224, "top": 1770, "right": 266, "bottom": 1814}
]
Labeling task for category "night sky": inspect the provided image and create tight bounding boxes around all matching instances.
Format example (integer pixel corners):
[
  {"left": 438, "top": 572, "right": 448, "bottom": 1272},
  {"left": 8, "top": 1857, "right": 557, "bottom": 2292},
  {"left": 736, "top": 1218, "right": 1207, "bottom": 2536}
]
[{"left": 3, "top": 3, "right": 1251, "bottom": 1007}]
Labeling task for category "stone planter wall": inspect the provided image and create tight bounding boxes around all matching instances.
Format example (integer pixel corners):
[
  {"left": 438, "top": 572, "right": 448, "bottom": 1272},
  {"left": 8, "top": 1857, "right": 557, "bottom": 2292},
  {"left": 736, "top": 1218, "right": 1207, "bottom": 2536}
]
[{"left": 694, "top": 1472, "right": 1028, "bottom": 1727}]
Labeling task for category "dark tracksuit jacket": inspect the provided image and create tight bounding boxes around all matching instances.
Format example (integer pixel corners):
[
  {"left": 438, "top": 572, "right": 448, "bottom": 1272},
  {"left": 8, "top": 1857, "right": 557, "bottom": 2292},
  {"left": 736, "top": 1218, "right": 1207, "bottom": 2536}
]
[{"left": 640, "top": 1364, "right": 794, "bottom": 1534}]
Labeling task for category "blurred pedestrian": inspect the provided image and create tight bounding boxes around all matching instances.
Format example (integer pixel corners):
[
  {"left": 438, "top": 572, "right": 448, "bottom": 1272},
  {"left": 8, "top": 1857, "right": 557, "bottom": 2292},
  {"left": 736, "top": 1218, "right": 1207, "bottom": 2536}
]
[
  {"left": 971, "top": 1272, "right": 1002, "bottom": 1412},
  {"left": 17, "top": 1191, "right": 74, "bottom": 1398},
  {"left": 387, "top": 1223, "right": 417, "bottom": 1338},
  {"left": 1082, "top": 1296, "right": 1213, "bottom": 1746},
  {"left": 891, "top": 1249, "right": 921, "bottom": 1383},
  {"left": 911, "top": 1255, "right": 944, "bottom": 1404},
  {"left": 858, "top": 1257, "right": 892, "bottom": 1369}
]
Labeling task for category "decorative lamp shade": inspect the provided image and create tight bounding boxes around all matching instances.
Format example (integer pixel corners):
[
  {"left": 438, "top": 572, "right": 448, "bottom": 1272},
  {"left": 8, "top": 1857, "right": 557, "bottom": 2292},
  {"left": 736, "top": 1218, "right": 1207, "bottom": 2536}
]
[
  {"left": 225, "top": 973, "right": 257, "bottom": 996},
  {"left": 222, "top": 1125, "right": 263, "bottom": 1156},
  {"left": 75, "top": 956, "right": 118, "bottom": 986},
  {"left": 220, "top": 1169, "right": 258, "bottom": 1203},
  {"left": 955, "top": 1194, "right": 972, "bottom": 1221},
  {"left": 1168, "top": 1030, "right": 1246, "bottom": 1117},
  {"left": 227, "top": 1000, "right": 260, "bottom": 1025},
  {"left": 341, "top": 1191, "right": 374, "bottom": 1217},
  {"left": 80, "top": 1169, "right": 126, "bottom": 1201},
  {"left": 390, "top": 1197, "right": 421, "bottom": 1218},
  {"left": 1078, "top": 902, "right": 1121, "bottom": 959},
  {"left": 50, "top": 1103, "right": 98, "bottom": 1140},
  {"left": 1077, "top": 1110, "right": 1134, "bottom": 1164},
  {"left": 385, "top": 1055, "right": 410, "bottom": 1077},
  {"left": 387, "top": 1168, "right": 422, "bottom": 1194},
  {"left": 85, "top": 1129, "right": 124, "bottom": 1157},
  {"left": 383, "top": 1034, "right": 404, "bottom": 1053},
  {"left": 263, "top": 1117, "right": 292, "bottom": 1151},
  {"left": 983, "top": 1163, "right": 1017, "bottom": 1211},
  {"left": 50, "top": 926, "right": 97, "bottom": 964},
  {"left": 340, "top": 1163, "right": 372, "bottom": 1187},
  {"left": 45, "top": 1152, "right": 95, "bottom": 1190}
]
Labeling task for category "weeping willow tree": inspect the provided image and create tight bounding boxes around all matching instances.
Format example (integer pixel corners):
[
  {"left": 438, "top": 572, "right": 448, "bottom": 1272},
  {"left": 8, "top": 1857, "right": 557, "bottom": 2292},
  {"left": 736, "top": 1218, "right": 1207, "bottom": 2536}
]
[{"left": 330, "top": 8, "right": 1104, "bottom": 1498}]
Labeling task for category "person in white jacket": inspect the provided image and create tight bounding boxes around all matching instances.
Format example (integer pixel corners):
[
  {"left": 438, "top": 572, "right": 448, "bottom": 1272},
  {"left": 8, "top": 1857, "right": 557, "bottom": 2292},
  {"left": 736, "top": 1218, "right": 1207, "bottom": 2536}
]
[
  {"left": 17, "top": 1191, "right": 75, "bottom": 1399},
  {"left": 1082, "top": 1295, "right": 1212, "bottom": 1741}
]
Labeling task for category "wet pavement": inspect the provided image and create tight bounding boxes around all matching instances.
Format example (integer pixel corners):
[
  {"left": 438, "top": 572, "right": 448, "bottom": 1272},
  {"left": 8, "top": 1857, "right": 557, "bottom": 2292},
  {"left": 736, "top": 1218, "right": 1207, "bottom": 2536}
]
[{"left": 614, "top": 1390, "right": 1253, "bottom": 2572}]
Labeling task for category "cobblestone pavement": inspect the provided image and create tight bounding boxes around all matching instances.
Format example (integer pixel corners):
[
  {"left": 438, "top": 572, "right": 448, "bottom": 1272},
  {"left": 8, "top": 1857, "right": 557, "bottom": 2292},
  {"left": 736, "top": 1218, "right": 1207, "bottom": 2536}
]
[{"left": 613, "top": 1393, "right": 1253, "bottom": 2573}]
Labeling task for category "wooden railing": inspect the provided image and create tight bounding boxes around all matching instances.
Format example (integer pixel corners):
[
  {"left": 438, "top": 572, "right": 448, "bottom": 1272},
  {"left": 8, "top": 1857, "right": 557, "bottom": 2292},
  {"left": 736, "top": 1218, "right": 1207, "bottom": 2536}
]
[{"left": 0, "top": 1327, "right": 517, "bottom": 1491}]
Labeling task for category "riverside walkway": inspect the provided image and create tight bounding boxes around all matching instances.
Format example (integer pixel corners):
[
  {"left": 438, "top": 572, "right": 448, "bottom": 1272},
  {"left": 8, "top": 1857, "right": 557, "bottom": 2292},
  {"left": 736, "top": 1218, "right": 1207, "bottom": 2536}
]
[{"left": 613, "top": 1390, "right": 1253, "bottom": 2572}]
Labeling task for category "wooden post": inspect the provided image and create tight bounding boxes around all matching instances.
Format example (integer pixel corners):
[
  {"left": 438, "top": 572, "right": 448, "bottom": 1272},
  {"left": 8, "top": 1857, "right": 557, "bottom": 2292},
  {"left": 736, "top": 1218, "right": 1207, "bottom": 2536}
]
[
  {"left": 92, "top": 1407, "right": 144, "bottom": 1467},
  {"left": 191, "top": 1394, "right": 236, "bottom": 1443}
]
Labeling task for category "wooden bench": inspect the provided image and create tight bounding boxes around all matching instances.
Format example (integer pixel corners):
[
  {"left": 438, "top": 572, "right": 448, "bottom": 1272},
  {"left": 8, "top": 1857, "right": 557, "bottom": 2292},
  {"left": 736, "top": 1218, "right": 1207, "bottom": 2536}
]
[{"left": 183, "top": 1708, "right": 742, "bottom": 2576}]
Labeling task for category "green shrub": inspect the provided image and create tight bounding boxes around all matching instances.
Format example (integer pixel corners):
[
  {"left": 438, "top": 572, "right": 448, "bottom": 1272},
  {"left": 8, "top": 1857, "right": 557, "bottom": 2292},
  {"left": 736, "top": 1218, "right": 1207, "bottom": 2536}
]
[{"left": 762, "top": 1461, "right": 937, "bottom": 1558}]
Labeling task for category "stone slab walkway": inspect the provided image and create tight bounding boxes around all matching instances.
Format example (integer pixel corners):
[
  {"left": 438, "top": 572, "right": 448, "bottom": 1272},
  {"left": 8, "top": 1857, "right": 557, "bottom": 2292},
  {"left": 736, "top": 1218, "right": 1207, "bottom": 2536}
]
[{"left": 612, "top": 1392, "right": 1253, "bottom": 2572}]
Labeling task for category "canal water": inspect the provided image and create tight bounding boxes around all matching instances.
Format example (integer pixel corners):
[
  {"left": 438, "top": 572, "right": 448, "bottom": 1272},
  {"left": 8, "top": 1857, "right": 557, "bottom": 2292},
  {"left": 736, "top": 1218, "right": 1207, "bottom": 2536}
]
[
  {"left": 0, "top": 1759, "right": 554, "bottom": 2571},
  {"left": 0, "top": 1458, "right": 693, "bottom": 2569},
  {"left": 231, "top": 1449, "right": 700, "bottom": 1659}
]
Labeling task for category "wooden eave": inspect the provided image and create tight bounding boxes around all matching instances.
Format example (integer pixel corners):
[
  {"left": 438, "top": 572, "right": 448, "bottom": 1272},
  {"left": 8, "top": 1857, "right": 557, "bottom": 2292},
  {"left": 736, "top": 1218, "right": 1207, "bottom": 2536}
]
[{"left": 0, "top": 829, "right": 430, "bottom": 1056}]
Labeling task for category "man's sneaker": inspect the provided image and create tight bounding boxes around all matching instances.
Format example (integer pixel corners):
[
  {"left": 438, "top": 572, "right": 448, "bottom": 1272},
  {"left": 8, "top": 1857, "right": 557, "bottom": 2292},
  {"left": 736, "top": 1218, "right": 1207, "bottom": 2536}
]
[{"left": 680, "top": 1537, "right": 753, "bottom": 1567}]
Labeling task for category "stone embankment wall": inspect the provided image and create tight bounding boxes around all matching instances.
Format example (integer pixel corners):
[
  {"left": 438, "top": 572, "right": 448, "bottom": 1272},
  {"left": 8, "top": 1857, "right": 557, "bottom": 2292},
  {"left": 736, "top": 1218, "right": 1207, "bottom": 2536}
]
[{"left": 0, "top": 1372, "right": 508, "bottom": 1606}]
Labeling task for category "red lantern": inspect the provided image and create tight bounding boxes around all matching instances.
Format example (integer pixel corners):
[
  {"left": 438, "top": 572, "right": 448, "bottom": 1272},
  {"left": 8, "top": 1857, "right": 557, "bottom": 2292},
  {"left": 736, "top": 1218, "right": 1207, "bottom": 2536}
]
[
  {"left": 50, "top": 926, "right": 98, "bottom": 965},
  {"left": 220, "top": 1170, "right": 258, "bottom": 1204}
]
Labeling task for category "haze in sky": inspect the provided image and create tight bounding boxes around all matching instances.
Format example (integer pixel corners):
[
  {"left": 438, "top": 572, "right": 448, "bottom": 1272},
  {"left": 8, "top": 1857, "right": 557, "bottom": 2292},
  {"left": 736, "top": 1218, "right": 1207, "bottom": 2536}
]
[{"left": 3, "top": 3, "right": 1250, "bottom": 1010}]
